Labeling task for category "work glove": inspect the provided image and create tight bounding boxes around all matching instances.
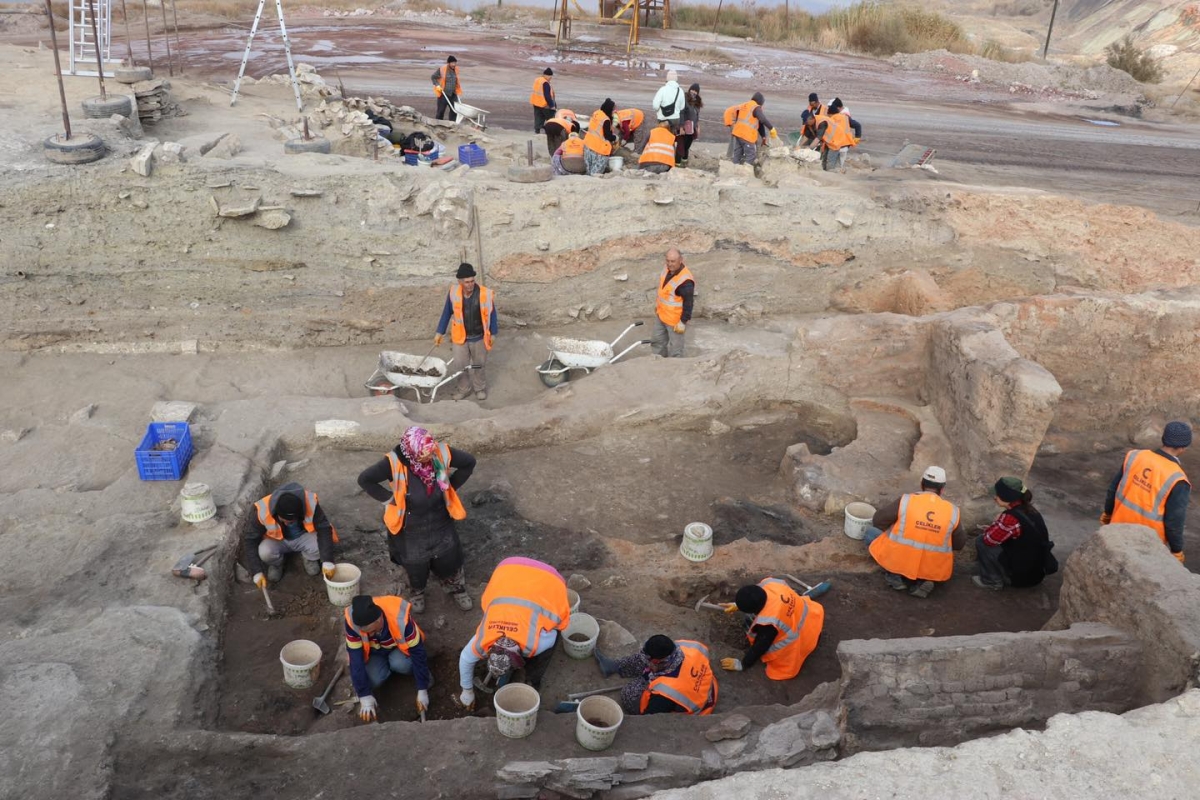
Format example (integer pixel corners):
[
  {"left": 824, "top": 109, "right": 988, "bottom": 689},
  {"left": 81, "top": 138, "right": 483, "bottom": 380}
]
[
  {"left": 673, "top": 322, "right": 686, "bottom": 334},
  {"left": 720, "top": 602, "right": 739, "bottom": 614},
  {"left": 416, "top": 689, "right": 430, "bottom": 714},
  {"left": 769, "top": 128, "right": 778, "bottom": 139},
  {"left": 434, "top": 333, "right": 444, "bottom": 346},
  {"left": 456, "top": 688, "right": 476, "bottom": 710},
  {"left": 321, "top": 562, "right": 336, "bottom": 579},
  {"left": 1173, "top": 551, "right": 1186, "bottom": 563},
  {"left": 359, "top": 694, "right": 378, "bottom": 722},
  {"left": 720, "top": 658, "right": 743, "bottom": 672},
  {"left": 253, "top": 572, "right": 267, "bottom": 589},
  {"left": 1099, "top": 513, "right": 1112, "bottom": 525},
  {"left": 433, "top": 86, "right": 443, "bottom": 97}
]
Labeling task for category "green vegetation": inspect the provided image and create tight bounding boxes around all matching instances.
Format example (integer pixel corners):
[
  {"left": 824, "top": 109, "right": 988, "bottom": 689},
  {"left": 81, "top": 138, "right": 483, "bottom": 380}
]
[{"left": 1105, "top": 35, "right": 1163, "bottom": 84}]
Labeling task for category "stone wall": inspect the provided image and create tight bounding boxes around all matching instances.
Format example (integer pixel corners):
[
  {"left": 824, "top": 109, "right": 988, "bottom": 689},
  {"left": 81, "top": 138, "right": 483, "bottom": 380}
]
[
  {"left": 836, "top": 623, "right": 1142, "bottom": 752},
  {"left": 1047, "top": 524, "right": 1200, "bottom": 702}
]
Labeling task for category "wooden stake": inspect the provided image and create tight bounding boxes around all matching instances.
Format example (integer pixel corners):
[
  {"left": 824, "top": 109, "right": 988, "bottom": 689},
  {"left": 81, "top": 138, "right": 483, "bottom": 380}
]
[
  {"left": 118, "top": 0, "right": 135, "bottom": 65},
  {"left": 45, "top": 0, "right": 73, "bottom": 138},
  {"left": 85, "top": 0, "right": 107, "bottom": 98},
  {"left": 1042, "top": 0, "right": 1059, "bottom": 60},
  {"left": 159, "top": 0, "right": 173, "bottom": 76},
  {"left": 140, "top": 0, "right": 154, "bottom": 73}
]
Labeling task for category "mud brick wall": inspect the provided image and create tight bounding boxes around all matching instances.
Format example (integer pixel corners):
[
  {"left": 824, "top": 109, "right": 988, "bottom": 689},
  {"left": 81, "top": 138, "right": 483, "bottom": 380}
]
[
  {"left": 836, "top": 623, "right": 1142, "bottom": 752},
  {"left": 926, "top": 311, "right": 1061, "bottom": 495}
]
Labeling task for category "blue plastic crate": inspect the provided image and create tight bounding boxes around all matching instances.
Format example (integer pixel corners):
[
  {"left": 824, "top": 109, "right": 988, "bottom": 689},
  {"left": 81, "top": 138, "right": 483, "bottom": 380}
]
[
  {"left": 135, "top": 422, "right": 194, "bottom": 481},
  {"left": 403, "top": 151, "right": 419, "bottom": 166},
  {"left": 458, "top": 143, "right": 487, "bottom": 168}
]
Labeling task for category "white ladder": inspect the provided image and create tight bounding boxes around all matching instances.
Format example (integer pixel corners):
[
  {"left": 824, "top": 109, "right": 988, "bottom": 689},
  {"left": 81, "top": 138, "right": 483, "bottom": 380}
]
[
  {"left": 68, "top": 0, "right": 113, "bottom": 76},
  {"left": 230, "top": 0, "right": 303, "bottom": 112}
]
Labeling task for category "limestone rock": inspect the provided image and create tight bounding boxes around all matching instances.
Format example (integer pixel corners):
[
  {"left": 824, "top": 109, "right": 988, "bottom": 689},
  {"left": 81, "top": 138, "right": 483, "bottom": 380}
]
[
  {"left": 596, "top": 303, "right": 612, "bottom": 321},
  {"left": 203, "top": 133, "right": 242, "bottom": 160},
  {"left": 808, "top": 711, "right": 840, "bottom": 749},
  {"left": 158, "top": 142, "right": 185, "bottom": 164},
  {"left": 218, "top": 196, "right": 261, "bottom": 218},
  {"left": 0, "top": 427, "right": 30, "bottom": 443},
  {"left": 315, "top": 419, "right": 361, "bottom": 439},
  {"left": 360, "top": 396, "right": 401, "bottom": 416},
  {"left": 835, "top": 207, "right": 855, "bottom": 228},
  {"left": 254, "top": 210, "right": 292, "bottom": 230},
  {"left": 713, "top": 739, "right": 747, "bottom": 758},
  {"left": 69, "top": 404, "right": 97, "bottom": 424},
  {"left": 130, "top": 142, "right": 157, "bottom": 176},
  {"left": 717, "top": 161, "right": 755, "bottom": 179},
  {"left": 150, "top": 401, "right": 197, "bottom": 423},
  {"left": 567, "top": 574, "right": 591, "bottom": 591},
  {"left": 596, "top": 618, "right": 638, "bottom": 657},
  {"left": 705, "top": 713, "right": 753, "bottom": 742}
]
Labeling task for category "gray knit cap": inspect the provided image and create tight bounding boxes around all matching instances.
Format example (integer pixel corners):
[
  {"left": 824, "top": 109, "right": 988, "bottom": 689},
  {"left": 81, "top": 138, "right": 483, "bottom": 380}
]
[{"left": 1163, "top": 421, "right": 1193, "bottom": 448}]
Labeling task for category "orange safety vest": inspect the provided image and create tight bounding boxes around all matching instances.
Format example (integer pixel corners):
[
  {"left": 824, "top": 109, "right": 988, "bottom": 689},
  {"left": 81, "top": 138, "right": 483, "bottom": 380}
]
[
  {"left": 655, "top": 265, "right": 694, "bottom": 326},
  {"left": 583, "top": 109, "right": 612, "bottom": 156},
  {"left": 804, "top": 103, "right": 826, "bottom": 128},
  {"left": 470, "top": 557, "right": 570, "bottom": 658},
  {"left": 546, "top": 113, "right": 576, "bottom": 134},
  {"left": 730, "top": 100, "right": 760, "bottom": 143},
  {"left": 382, "top": 445, "right": 467, "bottom": 535},
  {"left": 561, "top": 135, "right": 585, "bottom": 158},
  {"left": 449, "top": 283, "right": 494, "bottom": 350},
  {"left": 750, "top": 578, "right": 824, "bottom": 681},
  {"left": 616, "top": 108, "right": 644, "bottom": 132},
  {"left": 530, "top": 75, "right": 554, "bottom": 108},
  {"left": 1111, "top": 449, "right": 1190, "bottom": 545},
  {"left": 638, "top": 639, "right": 718, "bottom": 715},
  {"left": 869, "top": 491, "right": 960, "bottom": 582},
  {"left": 821, "top": 111, "right": 857, "bottom": 149},
  {"left": 436, "top": 64, "right": 462, "bottom": 96},
  {"left": 639, "top": 127, "right": 676, "bottom": 167},
  {"left": 255, "top": 488, "right": 339, "bottom": 542},
  {"left": 344, "top": 595, "right": 422, "bottom": 661}
]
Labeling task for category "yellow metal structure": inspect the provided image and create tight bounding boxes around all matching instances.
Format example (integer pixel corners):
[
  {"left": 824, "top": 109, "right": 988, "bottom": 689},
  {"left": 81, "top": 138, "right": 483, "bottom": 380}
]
[{"left": 555, "top": 0, "right": 670, "bottom": 53}]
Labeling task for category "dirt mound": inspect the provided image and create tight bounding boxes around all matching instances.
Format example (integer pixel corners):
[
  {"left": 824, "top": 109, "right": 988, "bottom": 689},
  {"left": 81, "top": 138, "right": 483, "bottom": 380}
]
[{"left": 890, "top": 49, "right": 1144, "bottom": 99}]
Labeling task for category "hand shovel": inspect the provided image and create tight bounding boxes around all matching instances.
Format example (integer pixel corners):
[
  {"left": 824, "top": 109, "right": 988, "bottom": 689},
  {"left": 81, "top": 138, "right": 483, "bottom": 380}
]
[{"left": 312, "top": 665, "right": 344, "bottom": 715}]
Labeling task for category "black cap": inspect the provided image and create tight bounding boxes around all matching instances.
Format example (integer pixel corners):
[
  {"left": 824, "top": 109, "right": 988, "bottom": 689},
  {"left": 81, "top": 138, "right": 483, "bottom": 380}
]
[
  {"left": 752, "top": 91, "right": 764, "bottom": 105},
  {"left": 351, "top": 595, "right": 382, "bottom": 626},
  {"left": 456, "top": 262, "right": 476, "bottom": 279},
  {"left": 808, "top": 92, "right": 819, "bottom": 102},
  {"left": 829, "top": 97, "right": 843, "bottom": 112},
  {"left": 447, "top": 55, "right": 457, "bottom": 63},
  {"left": 274, "top": 492, "right": 302, "bottom": 520},
  {"left": 643, "top": 635, "right": 675, "bottom": 659},
  {"left": 992, "top": 476, "right": 1027, "bottom": 503},
  {"left": 735, "top": 585, "right": 768, "bottom": 614},
  {"left": 543, "top": 67, "right": 554, "bottom": 76},
  {"left": 689, "top": 82, "right": 700, "bottom": 92}
]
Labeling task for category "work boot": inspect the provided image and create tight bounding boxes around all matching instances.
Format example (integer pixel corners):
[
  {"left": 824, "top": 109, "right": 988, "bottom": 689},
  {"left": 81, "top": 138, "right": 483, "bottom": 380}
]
[
  {"left": 451, "top": 385, "right": 472, "bottom": 401},
  {"left": 267, "top": 564, "right": 284, "bottom": 583},
  {"left": 475, "top": 390, "right": 487, "bottom": 401},
  {"left": 972, "top": 576, "right": 1003, "bottom": 591},
  {"left": 594, "top": 650, "right": 621, "bottom": 678},
  {"left": 453, "top": 592, "right": 473, "bottom": 611},
  {"left": 884, "top": 573, "right": 907, "bottom": 591},
  {"left": 303, "top": 559, "right": 321, "bottom": 576},
  {"left": 909, "top": 580, "right": 935, "bottom": 599}
]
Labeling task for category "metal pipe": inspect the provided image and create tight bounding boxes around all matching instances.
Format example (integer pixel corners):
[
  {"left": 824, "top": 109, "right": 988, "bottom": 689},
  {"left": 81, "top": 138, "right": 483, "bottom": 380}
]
[
  {"left": 1042, "top": 0, "right": 1059, "bottom": 60},
  {"left": 85, "top": 0, "right": 107, "bottom": 98},
  {"left": 158, "top": 0, "right": 173, "bottom": 76},
  {"left": 118, "top": 0, "right": 134, "bottom": 65},
  {"left": 44, "top": 0, "right": 73, "bottom": 138},
  {"left": 140, "top": 0, "right": 154, "bottom": 73},
  {"left": 169, "top": 0, "right": 181, "bottom": 72}
]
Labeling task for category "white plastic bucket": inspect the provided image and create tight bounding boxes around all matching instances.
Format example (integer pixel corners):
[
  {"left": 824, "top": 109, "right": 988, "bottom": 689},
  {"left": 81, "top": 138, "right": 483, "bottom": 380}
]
[
  {"left": 493, "top": 683, "right": 541, "bottom": 739},
  {"left": 567, "top": 589, "right": 581, "bottom": 614},
  {"left": 279, "top": 640, "right": 322, "bottom": 689},
  {"left": 576, "top": 695, "right": 624, "bottom": 751},
  {"left": 561, "top": 612, "right": 600, "bottom": 659},
  {"left": 680, "top": 522, "right": 714, "bottom": 562},
  {"left": 323, "top": 563, "right": 361, "bottom": 607},
  {"left": 844, "top": 502, "right": 876, "bottom": 540},
  {"left": 180, "top": 482, "right": 216, "bottom": 523},
  {"left": 608, "top": 156, "right": 624, "bottom": 172}
]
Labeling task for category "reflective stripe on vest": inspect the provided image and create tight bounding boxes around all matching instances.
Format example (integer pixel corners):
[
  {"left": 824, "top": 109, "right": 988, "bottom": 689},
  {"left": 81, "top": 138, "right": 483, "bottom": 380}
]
[
  {"left": 888, "top": 493, "right": 959, "bottom": 553},
  {"left": 383, "top": 444, "right": 463, "bottom": 535},
  {"left": 471, "top": 594, "right": 564, "bottom": 657},
  {"left": 530, "top": 76, "right": 553, "bottom": 108},
  {"left": 655, "top": 265, "right": 694, "bottom": 326},
  {"left": 583, "top": 109, "right": 612, "bottom": 156},
  {"left": 639, "top": 128, "right": 676, "bottom": 167},
  {"left": 1112, "top": 449, "right": 1189, "bottom": 542},
  {"left": 754, "top": 579, "right": 803, "bottom": 655},
  {"left": 438, "top": 64, "right": 461, "bottom": 95},
  {"left": 642, "top": 640, "right": 716, "bottom": 715},
  {"left": 449, "top": 283, "right": 494, "bottom": 350},
  {"left": 731, "top": 100, "right": 760, "bottom": 143},
  {"left": 345, "top": 596, "right": 415, "bottom": 661},
  {"left": 822, "top": 112, "right": 857, "bottom": 149},
  {"left": 255, "top": 489, "right": 318, "bottom": 541}
]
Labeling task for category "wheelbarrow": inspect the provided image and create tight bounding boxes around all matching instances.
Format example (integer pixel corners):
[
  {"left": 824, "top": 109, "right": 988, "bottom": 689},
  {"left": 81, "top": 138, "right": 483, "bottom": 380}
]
[
  {"left": 364, "top": 350, "right": 475, "bottom": 404},
  {"left": 446, "top": 96, "right": 489, "bottom": 131},
  {"left": 536, "top": 321, "right": 650, "bottom": 388}
]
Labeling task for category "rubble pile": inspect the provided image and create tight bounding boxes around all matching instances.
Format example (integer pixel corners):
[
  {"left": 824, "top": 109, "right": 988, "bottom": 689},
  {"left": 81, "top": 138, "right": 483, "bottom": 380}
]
[{"left": 131, "top": 79, "right": 183, "bottom": 125}]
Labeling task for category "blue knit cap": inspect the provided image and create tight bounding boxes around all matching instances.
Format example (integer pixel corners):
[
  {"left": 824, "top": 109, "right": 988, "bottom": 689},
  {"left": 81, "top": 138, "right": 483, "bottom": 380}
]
[{"left": 1163, "top": 421, "right": 1193, "bottom": 448}]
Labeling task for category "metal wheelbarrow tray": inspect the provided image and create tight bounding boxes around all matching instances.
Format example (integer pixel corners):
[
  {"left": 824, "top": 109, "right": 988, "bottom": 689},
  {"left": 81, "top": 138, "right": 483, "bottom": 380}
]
[
  {"left": 364, "top": 351, "right": 470, "bottom": 403},
  {"left": 446, "top": 97, "right": 489, "bottom": 131},
  {"left": 536, "top": 321, "right": 650, "bottom": 387}
]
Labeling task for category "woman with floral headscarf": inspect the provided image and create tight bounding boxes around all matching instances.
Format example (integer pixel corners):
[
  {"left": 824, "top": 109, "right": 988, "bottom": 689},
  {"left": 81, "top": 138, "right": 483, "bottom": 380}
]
[{"left": 357, "top": 426, "right": 477, "bottom": 612}]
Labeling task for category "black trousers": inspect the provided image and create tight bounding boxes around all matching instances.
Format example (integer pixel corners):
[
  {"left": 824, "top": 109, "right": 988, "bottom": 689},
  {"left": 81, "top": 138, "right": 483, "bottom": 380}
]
[
  {"left": 545, "top": 126, "right": 569, "bottom": 157},
  {"left": 676, "top": 133, "right": 696, "bottom": 161},
  {"left": 436, "top": 93, "right": 457, "bottom": 121},
  {"left": 533, "top": 105, "right": 555, "bottom": 134},
  {"left": 524, "top": 647, "right": 555, "bottom": 689}
]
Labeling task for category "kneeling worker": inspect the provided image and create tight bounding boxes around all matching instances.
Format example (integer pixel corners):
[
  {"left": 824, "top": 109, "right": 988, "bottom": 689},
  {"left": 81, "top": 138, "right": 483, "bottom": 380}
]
[
  {"left": 456, "top": 556, "right": 571, "bottom": 709},
  {"left": 864, "top": 466, "right": 964, "bottom": 597},
  {"left": 346, "top": 594, "right": 432, "bottom": 723},
  {"left": 591, "top": 634, "right": 717, "bottom": 715},
  {"left": 638, "top": 120, "right": 677, "bottom": 174},
  {"left": 244, "top": 481, "right": 338, "bottom": 588},
  {"left": 720, "top": 578, "right": 824, "bottom": 680}
]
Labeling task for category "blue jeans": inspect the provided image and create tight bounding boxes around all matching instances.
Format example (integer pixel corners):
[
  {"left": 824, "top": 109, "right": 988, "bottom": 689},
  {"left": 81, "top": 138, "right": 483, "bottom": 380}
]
[
  {"left": 366, "top": 648, "right": 413, "bottom": 687},
  {"left": 863, "top": 526, "right": 906, "bottom": 584}
]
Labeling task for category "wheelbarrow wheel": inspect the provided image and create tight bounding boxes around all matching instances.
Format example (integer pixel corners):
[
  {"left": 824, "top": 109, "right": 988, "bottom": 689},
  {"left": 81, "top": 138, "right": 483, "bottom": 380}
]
[{"left": 538, "top": 358, "right": 570, "bottom": 388}]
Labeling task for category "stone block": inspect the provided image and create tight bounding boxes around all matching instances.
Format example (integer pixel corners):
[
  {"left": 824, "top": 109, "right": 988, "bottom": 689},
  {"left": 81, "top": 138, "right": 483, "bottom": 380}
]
[
  {"left": 704, "top": 713, "right": 752, "bottom": 742},
  {"left": 130, "top": 142, "right": 157, "bottom": 176},
  {"left": 315, "top": 419, "right": 361, "bottom": 440},
  {"left": 712, "top": 739, "right": 746, "bottom": 758},
  {"left": 568, "top": 574, "right": 591, "bottom": 591},
  {"left": 596, "top": 619, "right": 638, "bottom": 658},
  {"left": 808, "top": 711, "right": 840, "bottom": 749},
  {"left": 150, "top": 401, "right": 197, "bottom": 423},
  {"left": 618, "top": 753, "right": 649, "bottom": 771}
]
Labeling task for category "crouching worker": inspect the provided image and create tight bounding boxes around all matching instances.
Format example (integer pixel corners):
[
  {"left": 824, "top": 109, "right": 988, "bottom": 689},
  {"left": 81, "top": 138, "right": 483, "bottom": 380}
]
[
  {"left": 455, "top": 557, "right": 571, "bottom": 709},
  {"left": 974, "top": 477, "right": 1057, "bottom": 590},
  {"left": 346, "top": 595, "right": 432, "bottom": 723},
  {"left": 720, "top": 578, "right": 824, "bottom": 681},
  {"left": 244, "top": 482, "right": 338, "bottom": 589},
  {"left": 581, "top": 635, "right": 716, "bottom": 716}
]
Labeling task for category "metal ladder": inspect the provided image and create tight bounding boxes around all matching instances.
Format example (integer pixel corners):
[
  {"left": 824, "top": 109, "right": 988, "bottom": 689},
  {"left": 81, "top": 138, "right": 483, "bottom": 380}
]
[
  {"left": 68, "top": 0, "right": 112, "bottom": 76},
  {"left": 230, "top": 0, "right": 303, "bottom": 112}
]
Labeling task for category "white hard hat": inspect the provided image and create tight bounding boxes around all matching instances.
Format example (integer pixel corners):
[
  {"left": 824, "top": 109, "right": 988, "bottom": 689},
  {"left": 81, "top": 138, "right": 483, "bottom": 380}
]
[{"left": 922, "top": 466, "right": 947, "bottom": 484}]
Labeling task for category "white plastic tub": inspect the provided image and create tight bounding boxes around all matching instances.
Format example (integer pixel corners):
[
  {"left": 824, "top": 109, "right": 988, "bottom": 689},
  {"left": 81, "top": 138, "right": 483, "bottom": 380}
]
[
  {"left": 561, "top": 613, "right": 600, "bottom": 659},
  {"left": 680, "top": 522, "right": 714, "bottom": 562},
  {"left": 844, "top": 502, "right": 877, "bottom": 540},
  {"left": 576, "top": 695, "right": 624, "bottom": 751},
  {"left": 567, "top": 588, "right": 581, "bottom": 614},
  {"left": 608, "top": 156, "right": 625, "bottom": 172},
  {"left": 279, "top": 640, "right": 322, "bottom": 689},
  {"left": 180, "top": 482, "right": 216, "bottom": 523},
  {"left": 494, "top": 683, "right": 540, "bottom": 739},
  {"left": 323, "top": 563, "right": 361, "bottom": 607}
]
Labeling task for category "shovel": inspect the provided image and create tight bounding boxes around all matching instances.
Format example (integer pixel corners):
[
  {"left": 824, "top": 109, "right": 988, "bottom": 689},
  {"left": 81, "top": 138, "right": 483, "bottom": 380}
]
[
  {"left": 260, "top": 584, "right": 279, "bottom": 616},
  {"left": 784, "top": 574, "right": 832, "bottom": 599},
  {"left": 415, "top": 341, "right": 439, "bottom": 371},
  {"left": 312, "top": 665, "right": 344, "bottom": 715},
  {"left": 171, "top": 544, "right": 217, "bottom": 581}
]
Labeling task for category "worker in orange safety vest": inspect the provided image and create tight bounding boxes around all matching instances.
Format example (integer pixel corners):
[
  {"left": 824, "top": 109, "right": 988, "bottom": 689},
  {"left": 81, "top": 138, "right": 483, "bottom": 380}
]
[
  {"left": 345, "top": 594, "right": 432, "bottom": 723},
  {"left": 638, "top": 121, "right": 676, "bottom": 174},
  {"left": 244, "top": 481, "right": 339, "bottom": 588},
  {"left": 815, "top": 97, "right": 862, "bottom": 172},
  {"left": 719, "top": 579, "right": 824, "bottom": 681},
  {"left": 434, "top": 262, "right": 497, "bottom": 401},
  {"left": 586, "top": 634, "right": 718, "bottom": 715},
  {"left": 651, "top": 247, "right": 695, "bottom": 358},
  {"left": 864, "top": 466, "right": 965, "bottom": 598},
  {"left": 530, "top": 67, "right": 557, "bottom": 134},
  {"left": 723, "top": 92, "right": 777, "bottom": 165},
  {"left": 1103, "top": 420, "right": 1191, "bottom": 562},
  {"left": 431, "top": 55, "right": 462, "bottom": 121}
]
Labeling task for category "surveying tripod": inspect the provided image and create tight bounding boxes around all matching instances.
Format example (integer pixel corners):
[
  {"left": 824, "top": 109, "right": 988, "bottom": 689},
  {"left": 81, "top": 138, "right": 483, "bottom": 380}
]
[{"left": 230, "top": 0, "right": 303, "bottom": 111}]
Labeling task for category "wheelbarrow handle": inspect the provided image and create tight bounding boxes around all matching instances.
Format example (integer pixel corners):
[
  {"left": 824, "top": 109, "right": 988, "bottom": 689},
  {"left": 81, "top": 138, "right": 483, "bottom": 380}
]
[
  {"left": 608, "top": 322, "right": 643, "bottom": 350},
  {"left": 608, "top": 340, "right": 651, "bottom": 365}
]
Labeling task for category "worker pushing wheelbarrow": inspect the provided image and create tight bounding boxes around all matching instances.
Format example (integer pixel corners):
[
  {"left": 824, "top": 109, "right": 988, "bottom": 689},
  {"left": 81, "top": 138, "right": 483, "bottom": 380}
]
[{"left": 536, "top": 321, "right": 651, "bottom": 387}]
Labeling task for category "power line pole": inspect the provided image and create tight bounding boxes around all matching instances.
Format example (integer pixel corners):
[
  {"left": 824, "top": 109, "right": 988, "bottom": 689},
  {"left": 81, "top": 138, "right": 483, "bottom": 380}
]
[{"left": 1042, "top": 0, "right": 1059, "bottom": 60}]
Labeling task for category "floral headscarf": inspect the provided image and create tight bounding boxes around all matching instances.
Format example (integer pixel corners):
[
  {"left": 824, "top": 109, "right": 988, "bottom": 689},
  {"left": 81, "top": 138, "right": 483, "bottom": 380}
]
[{"left": 400, "top": 426, "right": 450, "bottom": 495}]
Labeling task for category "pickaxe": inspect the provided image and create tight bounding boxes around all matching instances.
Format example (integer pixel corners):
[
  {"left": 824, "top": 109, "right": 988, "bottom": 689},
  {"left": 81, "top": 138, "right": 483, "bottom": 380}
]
[{"left": 694, "top": 594, "right": 732, "bottom": 613}]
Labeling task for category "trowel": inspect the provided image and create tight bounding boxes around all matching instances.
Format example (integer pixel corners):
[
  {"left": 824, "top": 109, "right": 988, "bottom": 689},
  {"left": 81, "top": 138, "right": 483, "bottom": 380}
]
[{"left": 312, "top": 665, "right": 344, "bottom": 715}]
